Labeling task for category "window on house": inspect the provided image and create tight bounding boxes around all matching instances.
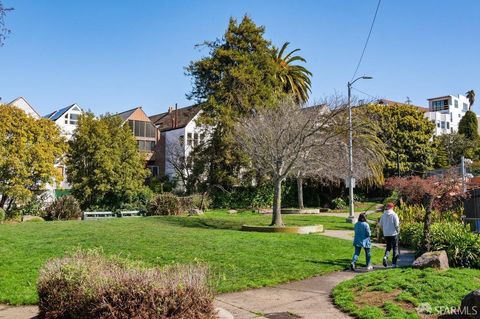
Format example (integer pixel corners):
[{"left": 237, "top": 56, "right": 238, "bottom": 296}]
[
  {"left": 463, "top": 103, "right": 468, "bottom": 111},
  {"left": 441, "top": 121, "right": 445, "bottom": 129},
  {"left": 431, "top": 99, "right": 449, "bottom": 111},
  {"left": 148, "top": 166, "right": 159, "bottom": 177},
  {"left": 437, "top": 122, "right": 440, "bottom": 128},
  {"left": 446, "top": 122, "right": 450, "bottom": 129},
  {"left": 128, "top": 120, "right": 134, "bottom": 132},
  {"left": 70, "top": 113, "right": 79, "bottom": 125},
  {"left": 179, "top": 135, "right": 184, "bottom": 144},
  {"left": 194, "top": 133, "right": 199, "bottom": 146},
  {"left": 187, "top": 133, "right": 193, "bottom": 146},
  {"left": 455, "top": 100, "right": 459, "bottom": 108},
  {"left": 135, "top": 121, "right": 145, "bottom": 137},
  {"left": 146, "top": 123, "right": 156, "bottom": 138},
  {"left": 72, "top": 106, "right": 81, "bottom": 111},
  {"left": 64, "top": 114, "right": 68, "bottom": 124}
]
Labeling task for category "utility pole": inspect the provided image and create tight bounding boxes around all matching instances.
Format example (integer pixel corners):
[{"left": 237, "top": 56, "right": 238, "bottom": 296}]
[{"left": 346, "top": 75, "right": 372, "bottom": 223}]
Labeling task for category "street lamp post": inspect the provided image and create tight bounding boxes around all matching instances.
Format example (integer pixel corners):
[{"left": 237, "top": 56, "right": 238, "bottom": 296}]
[{"left": 346, "top": 76, "right": 372, "bottom": 223}]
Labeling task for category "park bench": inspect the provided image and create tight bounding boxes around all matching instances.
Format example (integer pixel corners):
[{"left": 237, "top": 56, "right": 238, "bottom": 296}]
[
  {"left": 118, "top": 211, "right": 141, "bottom": 218},
  {"left": 83, "top": 211, "right": 115, "bottom": 220}
]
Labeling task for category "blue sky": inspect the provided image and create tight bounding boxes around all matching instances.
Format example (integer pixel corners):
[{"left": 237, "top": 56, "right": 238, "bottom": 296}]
[{"left": 0, "top": 0, "right": 478, "bottom": 116}]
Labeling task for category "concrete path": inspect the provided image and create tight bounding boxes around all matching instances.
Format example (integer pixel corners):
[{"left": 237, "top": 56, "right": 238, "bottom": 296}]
[
  {"left": 215, "top": 271, "right": 356, "bottom": 319},
  {"left": 0, "top": 304, "right": 37, "bottom": 319},
  {"left": 322, "top": 230, "right": 416, "bottom": 268}
]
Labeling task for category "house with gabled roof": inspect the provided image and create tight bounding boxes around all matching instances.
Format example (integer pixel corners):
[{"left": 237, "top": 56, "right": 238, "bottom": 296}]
[
  {"left": 115, "top": 107, "right": 161, "bottom": 178},
  {"left": 149, "top": 104, "right": 210, "bottom": 181},
  {"left": 44, "top": 103, "right": 83, "bottom": 141},
  {"left": 7, "top": 97, "right": 41, "bottom": 118}
]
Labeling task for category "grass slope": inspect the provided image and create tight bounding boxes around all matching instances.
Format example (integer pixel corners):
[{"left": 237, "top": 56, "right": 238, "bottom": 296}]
[
  {"left": 333, "top": 267, "right": 480, "bottom": 319},
  {"left": 0, "top": 211, "right": 382, "bottom": 305}
]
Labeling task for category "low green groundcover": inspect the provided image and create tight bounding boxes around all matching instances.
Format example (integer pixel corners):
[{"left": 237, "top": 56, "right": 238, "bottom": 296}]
[{"left": 333, "top": 267, "right": 480, "bottom": 319}]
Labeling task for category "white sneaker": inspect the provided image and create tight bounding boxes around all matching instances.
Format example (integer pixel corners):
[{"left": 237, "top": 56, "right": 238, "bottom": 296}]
[{"left": 367, "top": 265, "right": 373, "bottom": 270}]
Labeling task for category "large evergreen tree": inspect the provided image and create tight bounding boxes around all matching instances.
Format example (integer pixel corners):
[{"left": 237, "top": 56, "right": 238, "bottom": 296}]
[
  {"left": 66, "top": 114, "right": 149, "bottom": 210},
  {"left": 0, "top": 104, "right": 66, "bottom": 213},
  {"left": 367, "top": 104, "right": 436, "bottom": 176},
  {"left": 458, "top": 110, "right": 479, "bottom": 140},
  {"left": 186, "top": 15, "right": 285, "bottom": 188}
]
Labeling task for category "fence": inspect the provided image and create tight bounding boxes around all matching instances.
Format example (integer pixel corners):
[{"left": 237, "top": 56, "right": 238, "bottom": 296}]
[{"left": 463, "top": 189, "right": 480, "bottom": 233}]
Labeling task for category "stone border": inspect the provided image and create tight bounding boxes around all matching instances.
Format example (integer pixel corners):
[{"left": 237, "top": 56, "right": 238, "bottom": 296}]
[
  {"left": 281, "top": 208, "right": 320, "bottom": 214},
  {"left": 241, "top": 224, "right": 323, "bottom": 234}
]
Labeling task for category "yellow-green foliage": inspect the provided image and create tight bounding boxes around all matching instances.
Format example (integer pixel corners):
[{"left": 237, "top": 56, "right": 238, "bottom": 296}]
[
  {"left": 0, "top": 104, "right": 66, "bottom": 212},
  {"left": 66, "top": 113, "right": 150, "bottom": 210}
]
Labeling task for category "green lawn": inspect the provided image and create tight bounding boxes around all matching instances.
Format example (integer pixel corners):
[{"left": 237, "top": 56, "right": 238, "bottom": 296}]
[
  {"left": 328, "top": 201, "right": 381, "bottom": 214},
  {"left": 0, "top": 211, "right": 383, "bottom": 305},
  {"left": 333, "top": 267, "right": 480, "bottom": 319}
]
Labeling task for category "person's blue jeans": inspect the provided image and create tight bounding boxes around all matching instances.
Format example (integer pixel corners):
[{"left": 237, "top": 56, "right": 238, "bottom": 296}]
[{"left": 352, "top": 246, "right": 371, "bottom": 265}]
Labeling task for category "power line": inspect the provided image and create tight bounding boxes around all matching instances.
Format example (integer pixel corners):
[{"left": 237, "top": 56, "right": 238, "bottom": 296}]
[
  {"left": 351, "top": 87, "right": 378, "bottom": 100},
  {"left": 351, "top": 0, "right": 382, "bottom": 81}
]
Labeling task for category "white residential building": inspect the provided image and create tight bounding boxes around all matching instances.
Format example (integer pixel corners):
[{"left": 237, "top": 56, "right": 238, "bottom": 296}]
[
  {"left": 424, "top": 94, "right": 470, "bottom": 135},
  {"left": 44, "top": 103, "right": 83, "bottom": 141},
  {"left": 44, "top": 103, "right": 84, "bottom": 198},
  {"left": 7, "top": 97, "right": 41, "bottom": 118},
  {"left": 150, "top": 105, "right": 210, "bottom": 182}
]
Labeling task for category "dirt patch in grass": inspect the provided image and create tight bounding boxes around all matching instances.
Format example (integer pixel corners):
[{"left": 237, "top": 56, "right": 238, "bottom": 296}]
[
  {"left": 355, "top": 290, "right": 436, "bottom": 319},
  {"left": 355, "top": 290, "right": 401, "bottom": 308}
]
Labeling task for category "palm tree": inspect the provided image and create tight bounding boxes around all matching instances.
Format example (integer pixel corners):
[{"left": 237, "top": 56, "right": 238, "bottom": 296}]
[
  {"left": 466, "top": 90, "right": 475, "bottom": 111},
  {"left": 273, "top": 42, "right": 313, "bottom": 103}
]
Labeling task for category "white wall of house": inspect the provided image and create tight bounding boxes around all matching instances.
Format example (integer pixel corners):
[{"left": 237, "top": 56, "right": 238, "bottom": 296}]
[
  {"left": 424, "top": 94, "right": 469, "bottom": 135},
  {"left": 164, "top": 111, "right": 211, "bottom": 181},
  {"left": 53, "top": 104, "right": 83, "bottom": 140},
  {"left": 9, "top": 97, "right": 40, "bottom": 118}
]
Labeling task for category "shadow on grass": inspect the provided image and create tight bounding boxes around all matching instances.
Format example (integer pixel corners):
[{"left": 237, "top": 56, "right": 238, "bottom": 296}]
[
  {"left": 152, "top": 216, "right": 246, "bottom": 231},
  {"left": 306, "top": 258, "right": 351, "bottom": 268}
]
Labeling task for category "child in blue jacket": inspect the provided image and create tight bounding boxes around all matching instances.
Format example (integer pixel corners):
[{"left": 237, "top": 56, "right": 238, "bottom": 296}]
[{"left": 350, "top": 213, "right": 373, "bottom": 271}]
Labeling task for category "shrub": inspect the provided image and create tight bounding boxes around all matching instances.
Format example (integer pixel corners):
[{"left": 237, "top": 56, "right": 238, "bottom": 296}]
[
  {"left": 395, "top": 205, "right": 461, "bottom": 224},
  {"left": 179, "top": 194, "right": 211, "bottom": 211},
  {"left": 400, "top": 222, "right": 480, "bottom": 268},
  {"left": 23, "top": 216, "right": 45, "bottom": 222},
  {"left": 148, "top": 193, "right": 182, "bottom": 216},
  {"left": 0, "top": 208, "right": 4, "bottom": 223},
  {"left": 43, "top": 196, "right": 82, "bottom": 221},
  {"left": 383, "top": 190, "right": 399, "bottom": 206},
  {"left": 331, "top": 197, "right": 347, "bottom": 209},
  {"left": 37, "top": 250, "right": 215, "bottom": 319},
  {"left": 121, "top": 187, "right": 154, "bottom": 214}
]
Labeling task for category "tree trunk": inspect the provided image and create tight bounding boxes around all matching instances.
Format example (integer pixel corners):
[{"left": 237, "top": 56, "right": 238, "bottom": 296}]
[
  {"left": 297, "top": 177, "right": 304, "bottom": 209},
  {"left": 0, "top": 195, "right": 6, "bottom": 210},
  {"left": 271, "top": 179, "right": 284, "bottom": 226},
  {"left": 422, "top": 193, "right": 434, "bottom": 252}
]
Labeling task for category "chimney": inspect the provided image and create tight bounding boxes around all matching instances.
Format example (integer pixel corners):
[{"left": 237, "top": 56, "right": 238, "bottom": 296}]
[
  {"left": 168, "top": 106, "right": 174, "bottom": 113},
  {"left": 174, "top": 103, "right": 178, "bottom": 128}
]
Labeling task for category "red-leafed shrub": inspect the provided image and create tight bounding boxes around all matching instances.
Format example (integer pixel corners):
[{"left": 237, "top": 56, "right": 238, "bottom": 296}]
[{"left": 37, "top": 251, "right": 216, "bottom": 319}]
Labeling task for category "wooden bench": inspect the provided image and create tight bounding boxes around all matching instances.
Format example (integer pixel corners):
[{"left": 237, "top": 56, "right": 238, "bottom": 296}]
[{"left": 83, "top": 211, "right": 115, "bottom": 220}]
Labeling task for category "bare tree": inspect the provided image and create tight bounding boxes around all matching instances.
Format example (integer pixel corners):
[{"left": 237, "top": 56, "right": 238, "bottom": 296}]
[
  {"left": 0, "top": 1, "right": 13, "bottom": 46},
  {"left": 236, "top": 97, "right": 385, "bottom": 226},
  {"left": 166, "top": 139, "right": 191, "bottom": 192}
]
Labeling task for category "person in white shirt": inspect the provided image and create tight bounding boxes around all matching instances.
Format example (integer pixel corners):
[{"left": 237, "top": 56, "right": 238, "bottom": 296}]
[{"left": 379, "top": 202, "right": 400, "bottom": 267}]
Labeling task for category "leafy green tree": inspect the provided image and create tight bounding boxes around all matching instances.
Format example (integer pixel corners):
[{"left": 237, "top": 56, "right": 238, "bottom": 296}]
[
  {"left": 367, "top": 104, "right": 436, "bottom": 176},
  {"left": 273, "top": 42, "right": 312, "bottom": 103},
  {"left": 66, "top": 113, "right": 149, "bottom": 210},
  {"left": 434, "top": 133, "right": 476, "bottom": 166},
  {"left": 458, "top": 110, "right": 479, "bottom": 140},
  {"left": 0, "top": 104, "right": 66, "bottom": 213},
  {"left": 186, "top": 15, "right": 285, "bottom": 188}
]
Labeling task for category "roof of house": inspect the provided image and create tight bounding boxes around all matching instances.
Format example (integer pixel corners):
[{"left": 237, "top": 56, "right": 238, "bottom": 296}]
[
  {"left": 44, "top": 103, "right": 81, "bottom": 120},
  {"left": 115, "top": 107, "right": 140, "bottom": 121},
  {"left": 376, "top": 99, "right": 429, "bottom": 112},
  {"left": 149, "top": 104, "right": 202, "bottom": 131},
  {"left": 8, "top": 96, "right": 41, "bottom": 117}
]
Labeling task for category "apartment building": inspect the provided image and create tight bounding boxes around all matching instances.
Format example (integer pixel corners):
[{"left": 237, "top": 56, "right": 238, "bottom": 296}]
[{"left": 424, "top": 95, "right": 470, "bottom": 135}]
